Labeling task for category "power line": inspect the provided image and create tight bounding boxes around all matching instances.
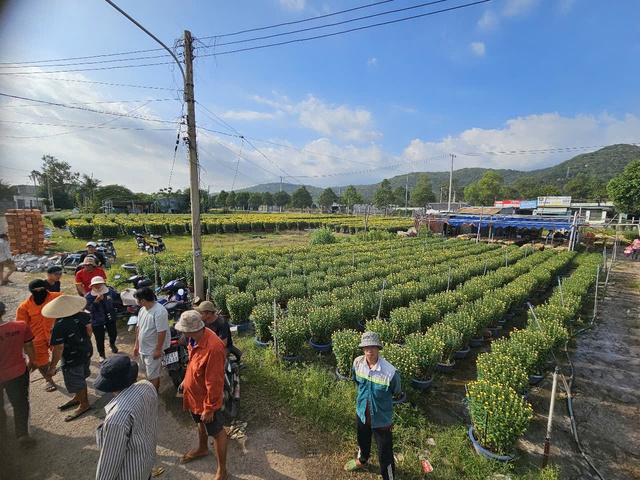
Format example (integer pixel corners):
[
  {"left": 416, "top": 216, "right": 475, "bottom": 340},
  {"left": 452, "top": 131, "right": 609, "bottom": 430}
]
[
  {"left": 1, "top": 98, "right": 176, "bottom": 108},
  {"left": 0, "top": 47, "right": 165, "bottom": 66},
  {"left": 0, "top": 92, "right": 179, "bottom": 124},
  {"left": 0, "top": 61, "right": 175, "bottom": 76},
  {"left": 199, "top": 0, "right": 490, "bottom": 57},
  {"left": 0, "top": 52, "right": 176, "bottom": 70},
  {"left": 18, "top": 77, "right": 177, "bottom": 91},
  {"left": 199, "top": 0, "right": 450, "bottom": 50}
]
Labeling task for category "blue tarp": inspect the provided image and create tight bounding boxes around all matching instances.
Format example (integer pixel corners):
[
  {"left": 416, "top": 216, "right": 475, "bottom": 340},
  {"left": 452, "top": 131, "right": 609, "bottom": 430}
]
[{"left": 443, "top": 215, "right": 577, "bottom": 231}]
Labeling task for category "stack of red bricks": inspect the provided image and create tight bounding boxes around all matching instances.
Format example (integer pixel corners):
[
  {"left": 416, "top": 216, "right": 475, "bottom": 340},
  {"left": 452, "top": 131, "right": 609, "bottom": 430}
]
[{"left": 5, "top": 209, "right": 45, "bottom": 255}]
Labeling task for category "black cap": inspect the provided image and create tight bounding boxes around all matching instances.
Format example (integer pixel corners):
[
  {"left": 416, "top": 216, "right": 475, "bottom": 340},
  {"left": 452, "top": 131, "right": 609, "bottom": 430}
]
[
  {"left": 47, "top": 266, "right": 64, "bottom": 275},
  {"left": 94, "top": 355, "right": 138, "bottom": 393}
]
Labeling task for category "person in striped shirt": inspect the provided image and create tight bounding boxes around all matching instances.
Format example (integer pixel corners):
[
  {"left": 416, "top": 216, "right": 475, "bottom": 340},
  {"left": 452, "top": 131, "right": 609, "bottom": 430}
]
[{"left": 94, "top": 354, "right": 158, "bottom": 480}]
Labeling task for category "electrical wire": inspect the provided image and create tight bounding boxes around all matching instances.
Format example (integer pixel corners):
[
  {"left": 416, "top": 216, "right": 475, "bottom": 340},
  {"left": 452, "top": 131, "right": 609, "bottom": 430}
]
[
  {"left": 0, "top": 47, "right": 165, "bottom": 65},
  {"left": 1, "top": 98, "right": 176, "bottom": 108},
  {"left": 18, "top": 77, "right": 177, "bottom": 91},
  {"left": 202, "top": 0, "right": 399, "bottom": 40},
  {"left": 0, "top": 61, "right": 176, "bottom": 76},
  {"left": 199, "top": 0, "right": 490, "bottom": 57},
  {"left": 199, "top": 0, "right": 450, "bottom": 49},
  {"left": 0, "top": 52, "right": 175, "bottom": 70},
  {"left": 0, "top": 92, "right": 178, "bottom": 124}
]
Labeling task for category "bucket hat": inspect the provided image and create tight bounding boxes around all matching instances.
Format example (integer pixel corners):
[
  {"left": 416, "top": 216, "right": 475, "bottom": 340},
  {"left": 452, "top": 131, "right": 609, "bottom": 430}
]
[
  {"left": 82, "top": 256, "right": 97, "bottom": 266},
  {"left": 94, "top": 355, "right": 138, "bottom": 392},
  {"left": 194, "top": 300, "right": 216, "bottom": 313},
  {"left": 89, "top": 276, "right": 109, "bottom": 295},
  {"left": 175, "top": 310, "right": 205, "bottom": 333},
  {"left": 358, "top": 331, "right": 383, "bottom": 349},
  {"left": 41, "top": 295, "right": 87, "bottom": 319}
]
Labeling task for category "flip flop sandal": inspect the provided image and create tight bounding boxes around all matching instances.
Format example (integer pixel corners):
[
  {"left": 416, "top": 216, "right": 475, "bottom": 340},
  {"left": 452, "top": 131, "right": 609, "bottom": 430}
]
[
  {"left": 180, "top": 450, "right": 209, "bottom": 464},
  {"left": 151, "top": 467, "right": 164, "bottom": 477},
  {"left": 58, "top": 400, "right": 80, "bottom": 411},
  {"left": 230, "top": 431, "right": 245, "bottom": 440},
  {"left": 64, "top": 407, "right": 91, "bottom": 422},
  {"left": 45, "top": 382, "right": 57, "bottom": 392},
  {"left": 344, "top": 459, "right": 366, "bottom": 472}
]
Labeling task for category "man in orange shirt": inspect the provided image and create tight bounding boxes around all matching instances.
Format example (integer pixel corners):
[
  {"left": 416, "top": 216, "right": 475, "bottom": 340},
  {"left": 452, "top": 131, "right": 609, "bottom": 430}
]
[
  {"left": 175, "top": 310, "right": 228, "bottom": 480},
  {"left": 15, "top": 279, "right": 62, "bottom": 392}
]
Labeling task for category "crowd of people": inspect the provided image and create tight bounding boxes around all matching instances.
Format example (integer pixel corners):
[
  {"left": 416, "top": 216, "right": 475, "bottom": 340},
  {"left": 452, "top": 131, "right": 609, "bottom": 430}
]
[{"left": 1, "top": 234, "right": 405, "bottom": 480}]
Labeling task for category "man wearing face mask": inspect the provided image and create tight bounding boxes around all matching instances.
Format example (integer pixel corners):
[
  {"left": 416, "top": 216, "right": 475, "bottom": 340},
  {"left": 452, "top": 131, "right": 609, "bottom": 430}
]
[{"left": 16, "top": 279, "right": 62, "bottom": 392}]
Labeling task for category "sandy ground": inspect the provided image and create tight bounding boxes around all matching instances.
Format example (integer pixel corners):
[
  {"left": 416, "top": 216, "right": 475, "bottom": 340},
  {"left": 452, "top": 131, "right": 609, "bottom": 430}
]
[{"left": 1, "top": 256, "right": 638, "bottom": 480}]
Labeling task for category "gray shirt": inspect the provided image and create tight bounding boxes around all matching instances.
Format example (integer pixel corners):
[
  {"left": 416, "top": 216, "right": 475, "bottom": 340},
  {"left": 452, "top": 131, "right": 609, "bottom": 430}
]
[
  {"left": 136, "top": 303, "right": 170, "bottom": 356},
  {"left": 96, "top": 380, "right": 158, "bottom": 480}
]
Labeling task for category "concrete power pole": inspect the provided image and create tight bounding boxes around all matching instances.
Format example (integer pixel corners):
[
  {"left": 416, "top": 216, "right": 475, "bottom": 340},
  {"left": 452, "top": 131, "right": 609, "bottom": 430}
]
[{"left": 184, "top": 31, "right": 204, "bottom": 299}]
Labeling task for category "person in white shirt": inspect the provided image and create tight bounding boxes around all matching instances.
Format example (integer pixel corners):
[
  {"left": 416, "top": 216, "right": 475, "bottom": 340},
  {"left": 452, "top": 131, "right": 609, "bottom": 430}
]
[{"left": 133, "top": 287, "right": 170, "bottom": 392}]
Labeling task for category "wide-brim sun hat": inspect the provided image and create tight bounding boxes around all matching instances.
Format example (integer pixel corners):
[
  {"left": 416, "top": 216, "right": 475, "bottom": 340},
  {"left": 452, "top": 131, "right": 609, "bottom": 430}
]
[
  {"left": 194, "top": 300, "right": 216, "bottom": 313},
  {"left": 94, "top": 355, "right": 138, "bottom": 392},
  {"left": 175, "top": 310, "right": 205, "bottom": 333},
  {"left": 89, "top": 276, "right": 109, "bottom": 295},
  {"left": 41, "top": 295, "right": 87, "bottom": 319},
  {"left": 358, "top": 331, "right": 383, "bottom": 349}
]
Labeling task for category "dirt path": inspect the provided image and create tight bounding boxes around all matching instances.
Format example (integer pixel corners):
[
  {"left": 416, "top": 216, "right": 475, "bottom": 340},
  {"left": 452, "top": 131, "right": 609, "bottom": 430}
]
[{"left": 1, "top": 257, "right": 638, "bottom": 479}]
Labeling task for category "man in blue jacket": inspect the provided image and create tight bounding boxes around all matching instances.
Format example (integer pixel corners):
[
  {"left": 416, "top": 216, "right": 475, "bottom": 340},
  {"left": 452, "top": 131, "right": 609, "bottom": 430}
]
[{"left": 344, "top": 331, "right": 401, "bottom": 479}]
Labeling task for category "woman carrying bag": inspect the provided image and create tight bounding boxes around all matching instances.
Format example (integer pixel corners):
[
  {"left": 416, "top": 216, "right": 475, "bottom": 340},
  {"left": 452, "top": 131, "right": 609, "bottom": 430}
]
[{"left": 85, "top": 276, "right": 119, "bottom": 362}]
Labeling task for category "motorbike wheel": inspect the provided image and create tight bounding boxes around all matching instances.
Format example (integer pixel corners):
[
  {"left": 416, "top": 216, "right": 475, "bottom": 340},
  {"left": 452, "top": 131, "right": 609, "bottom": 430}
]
[
  {"left": 222, "top": 395, "right": 239, "bottom": 420},
  {"left": 168, "top": 369, "right": 184, "bottom": 390}
]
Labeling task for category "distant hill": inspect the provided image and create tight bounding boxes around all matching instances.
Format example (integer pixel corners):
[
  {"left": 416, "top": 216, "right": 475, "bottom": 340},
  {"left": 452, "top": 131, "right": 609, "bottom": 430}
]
[{"left": 238, "top": 144, "right": 640, "bottom": 201}]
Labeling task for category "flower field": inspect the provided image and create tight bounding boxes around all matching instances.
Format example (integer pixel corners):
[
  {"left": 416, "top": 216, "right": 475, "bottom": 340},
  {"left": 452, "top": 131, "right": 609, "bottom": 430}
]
[
  {"left": 110, "top": 235, "right": 601, "bottom": 477},
  {"left": 51, "top": 212, "right": 415, "bottom": 238}
]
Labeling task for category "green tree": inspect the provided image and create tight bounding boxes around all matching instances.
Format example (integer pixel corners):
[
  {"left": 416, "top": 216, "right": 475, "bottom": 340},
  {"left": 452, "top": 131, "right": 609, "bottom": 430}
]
[
  {"left": 76, "top": 174, "right": 101, "bottom": 211},
  {"left": 392, "top": 186, "right": 407, "bottom": 207},
  {"left": 512, "top": 177, "right": 539, "bottom": 199},
  {"left": 410, "top": 173, "right": 436, "bottom": 209},
  {"left": 464, "top": 171, "right": 503, "bottom": 205},
  {"left": 227, "top": 191, "right": 237, "bottom": 209},
  {"left": 235, "top": 191, "right": 250, "bottom": 210},
  {"left": 214, "top": 190, "right": 228, "bottom": 209},
  {"left": 0, "top": 179, "right": 17, "bottom": 202},
  {"left": 262, "top": 192, "right": 273, "bottom": 207},
  {"left": 373, "top": 179, "right": 394, "bottom": 214},
  {"left": 31, "top": 155, "right": 80, "bottom": 209},
  {"left": 607, "top": 159, "right": 640, "bottom": 216},
  {"left": 291, "top": 186, "right": 313, "bottom": 211},
  {"left": 537, "top": 184, "right": 563, "bottom": 196},
  {"left": 273, "top": 191, "right": 290, "bottom": 212},
  {"left": 341, "top": 185, "right": 363, "bottom": 214},
  {"left": 318, "top": 187, "right": 338, "bottom": 212},
  {"left": 564, "top": 173, "right": 593, "bottom": 201},
  {"left": 248, "top": 192, "right": 263, "bottom": 211}
]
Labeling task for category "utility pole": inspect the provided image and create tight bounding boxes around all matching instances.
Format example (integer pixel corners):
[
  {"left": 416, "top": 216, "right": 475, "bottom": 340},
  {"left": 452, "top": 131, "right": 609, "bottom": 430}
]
[
  {"left": 104, "top": 2, "right": 203, "bottom": 298},
  {"left": 447, "top": 154, "right": 455, "bottom": 212},
  {"left": 184, "top": 30, "right": 203, "bottom": 299},
  {"left": 405, "top": 173, "right": 409, "bottom": 216}
]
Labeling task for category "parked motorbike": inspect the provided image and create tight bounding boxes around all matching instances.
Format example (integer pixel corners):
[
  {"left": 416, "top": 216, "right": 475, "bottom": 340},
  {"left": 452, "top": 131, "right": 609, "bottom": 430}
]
[
  {"left": 133, "top": 231, "right": 148, "bottom": 251},
  {"left": 146, "top": 234, "right": 166, "bottom": 255},
  {"left": 113, "top": 274, "right": 153, "bottom": 331},
  {"left": 222, "top": 354, "right": 241, "bottom": 419},
  {"left": 163, "top": 326, "right": 190, "bottom": 390},
  {"left": 156, "top": 277, "right": 190, "bottom": 325},
  {"left": 97, "top": 238, "right": 117, "bottom": 260}
]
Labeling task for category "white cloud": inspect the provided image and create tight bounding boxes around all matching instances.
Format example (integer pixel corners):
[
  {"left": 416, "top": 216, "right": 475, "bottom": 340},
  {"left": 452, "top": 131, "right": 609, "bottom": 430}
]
[
  {"left": 278, "top": 0, "right": 305, "bottom": 11},
  {"left": 367, "top": 57, "right": 378, "bottom": 66},
  {"left": 503, "top": 0, "right": 539, "bottom": 17},
  {"left": 470, "top": 42, "right": 486, "bottom": 57},
  {"left": 477, "top": 11, "right": 498, "bottom": 31},
  {"left": 221, "top": 110, "right": 278, "bottom": 121},
  {"left": 400, "top": 112, "right": 640, "bottom": 172}
]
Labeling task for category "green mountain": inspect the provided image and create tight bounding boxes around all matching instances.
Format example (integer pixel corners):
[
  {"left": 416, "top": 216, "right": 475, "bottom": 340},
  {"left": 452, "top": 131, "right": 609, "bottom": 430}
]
[{"left": 239, "top": 144, "right": 640, "bottom": 201}]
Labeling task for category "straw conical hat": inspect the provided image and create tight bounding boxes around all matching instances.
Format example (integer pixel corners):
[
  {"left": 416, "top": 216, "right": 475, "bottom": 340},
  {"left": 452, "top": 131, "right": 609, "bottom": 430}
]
[{"left": 41, "top": 295, "right": 87, "bottom": 319}]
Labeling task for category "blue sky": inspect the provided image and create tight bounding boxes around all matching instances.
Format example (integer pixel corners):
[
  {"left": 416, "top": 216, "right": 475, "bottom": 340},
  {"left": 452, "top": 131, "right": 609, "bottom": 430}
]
[{"left": 1, "top": 0, "right": 639, "bottom": 194}]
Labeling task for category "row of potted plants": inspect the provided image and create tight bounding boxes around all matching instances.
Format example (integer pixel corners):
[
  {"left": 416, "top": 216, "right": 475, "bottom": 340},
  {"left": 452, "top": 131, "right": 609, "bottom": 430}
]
[{"left": 466, "top": 253, "right": 603, "bottom": 458}]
